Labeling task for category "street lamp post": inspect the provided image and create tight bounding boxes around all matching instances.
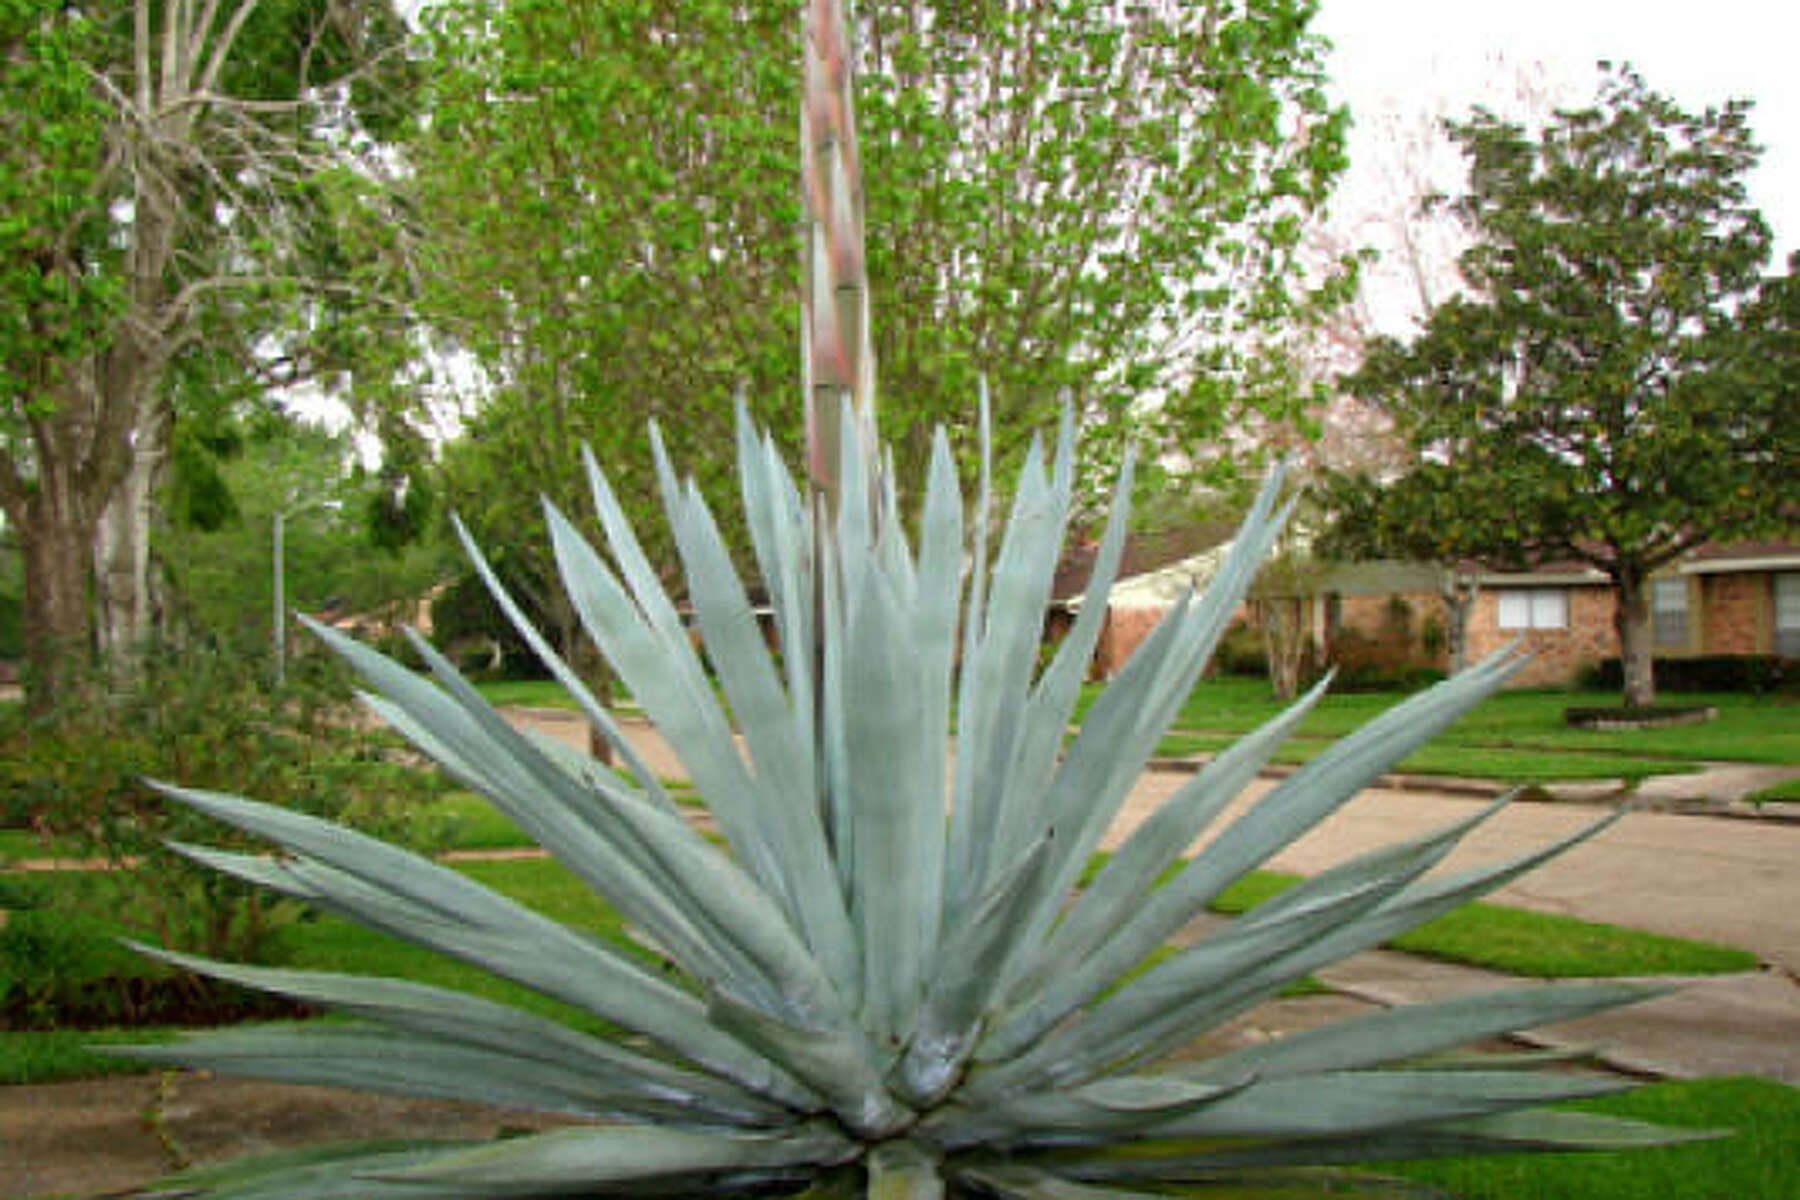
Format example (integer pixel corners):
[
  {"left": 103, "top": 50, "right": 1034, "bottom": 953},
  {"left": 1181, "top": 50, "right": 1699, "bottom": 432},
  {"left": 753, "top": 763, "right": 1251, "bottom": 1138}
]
[{"left": 273, "top": 496, "right": 342, "bottom": 686}]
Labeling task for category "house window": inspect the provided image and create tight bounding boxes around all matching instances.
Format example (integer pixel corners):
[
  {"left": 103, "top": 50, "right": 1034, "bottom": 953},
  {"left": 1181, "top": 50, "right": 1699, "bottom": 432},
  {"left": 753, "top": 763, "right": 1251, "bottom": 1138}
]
[
  {"left": 1496, "top": 588, "right": 1568, "bottom": 631},
  {"left": 1777, "top": 573, "right": 1800, "bottom": 658},
  {"left": 1652, "top": 578, "right": 1689, "bottom": 647}
]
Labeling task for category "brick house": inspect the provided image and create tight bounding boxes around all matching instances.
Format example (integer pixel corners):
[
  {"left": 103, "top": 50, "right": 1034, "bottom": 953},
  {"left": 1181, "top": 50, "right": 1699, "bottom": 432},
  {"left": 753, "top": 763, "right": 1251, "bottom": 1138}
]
[
  {"left": 1061, "top": 536, "right": 1800, "bottom": 687},
  {"left": 1347, "top": 540, "right": 1800, "bottom": 687}
]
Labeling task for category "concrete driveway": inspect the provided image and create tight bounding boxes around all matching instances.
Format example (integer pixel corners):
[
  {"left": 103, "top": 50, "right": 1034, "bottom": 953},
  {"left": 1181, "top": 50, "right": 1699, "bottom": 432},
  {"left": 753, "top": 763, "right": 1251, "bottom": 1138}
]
[{"left": 1111, "top": 773, "right": 1800, "bottom": 973}]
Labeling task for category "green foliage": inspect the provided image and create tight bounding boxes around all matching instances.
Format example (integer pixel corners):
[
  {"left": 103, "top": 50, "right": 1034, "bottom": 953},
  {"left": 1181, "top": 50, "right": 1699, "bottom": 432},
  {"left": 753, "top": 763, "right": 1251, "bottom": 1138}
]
[
  {"left": 0, "top": 643, "right": 447, "bottom": 969},
  {"left": 414, "top": 0, "right": 1349, "bottom": 561},
  {"left": 1324, "top": 65, "right": 1795, "bottom": 705},
  {"left": 0, "top": 528, "right": 20, "bottom": 660},
  {"left": 156, "top": 417, "right": 454, "bottom": 646}
]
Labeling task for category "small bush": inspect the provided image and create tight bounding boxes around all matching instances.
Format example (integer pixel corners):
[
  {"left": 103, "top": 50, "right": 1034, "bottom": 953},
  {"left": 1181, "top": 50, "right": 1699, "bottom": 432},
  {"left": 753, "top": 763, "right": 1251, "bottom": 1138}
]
[
  {"left": 1327, "top": 627, "right": 1444, "bottom": 692},
  {"left": 1212, "top": 619, "right": 1268, "bottom": 676},
  {"left": 0, "top": 642, "right": 449, "bottom": 974},
  {"left": 1579, "top": 654, "right": 1796, "bottom": 694}
]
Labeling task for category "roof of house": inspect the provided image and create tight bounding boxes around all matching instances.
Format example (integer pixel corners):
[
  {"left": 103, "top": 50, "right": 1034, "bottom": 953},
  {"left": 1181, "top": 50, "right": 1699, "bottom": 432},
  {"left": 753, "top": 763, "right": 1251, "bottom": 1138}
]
[{"left": 1050, "top": 522, "right": 1235, "bottom": 604}]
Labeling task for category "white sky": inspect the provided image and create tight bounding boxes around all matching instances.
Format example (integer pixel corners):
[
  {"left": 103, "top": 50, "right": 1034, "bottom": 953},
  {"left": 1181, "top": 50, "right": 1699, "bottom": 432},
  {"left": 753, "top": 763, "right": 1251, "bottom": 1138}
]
[{"left": 1313, "top": 0, "right": 1798, "bottom": 259}]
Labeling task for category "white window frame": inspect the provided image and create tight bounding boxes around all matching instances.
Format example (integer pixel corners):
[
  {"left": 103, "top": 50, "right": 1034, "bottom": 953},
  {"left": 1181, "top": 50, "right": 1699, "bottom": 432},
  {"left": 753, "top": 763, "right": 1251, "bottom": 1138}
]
[
  {"left": 1496, "top": 587, "right": 1569, "bottom": 631},
  {"left": 1652, "top": 577, "right": 1689, "bottom": 648},
  {"left": 1776, "top": 573, "right": 1800, "bottom": 659}
]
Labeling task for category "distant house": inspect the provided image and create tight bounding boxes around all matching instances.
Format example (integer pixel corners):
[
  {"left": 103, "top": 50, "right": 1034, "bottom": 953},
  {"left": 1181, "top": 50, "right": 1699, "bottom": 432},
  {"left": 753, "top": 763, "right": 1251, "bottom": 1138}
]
[
  {"left": 1046, "top": 523, "right": 1234, "bottom": 678},
  {"left": 1056, "top": 533, "right": 1800, "bottom": 687},
  {"left": 1343, "top": 540, "right": 1800, "bottom": 687}
]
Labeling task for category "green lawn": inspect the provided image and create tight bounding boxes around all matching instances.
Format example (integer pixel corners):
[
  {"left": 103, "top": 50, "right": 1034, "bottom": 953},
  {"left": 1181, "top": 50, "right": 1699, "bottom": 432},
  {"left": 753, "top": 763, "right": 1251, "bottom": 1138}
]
[
  {"left": 470, "top": 678, "right": 585, "bottom": 709},
  {"left": 1, "top": 852, "right": 1760, "bottom": 1086},
  {"left": 1748, "top": 776, "right": 1800, "bottom": 805},
  {"left": 1392, "top": 1076, "right": 1798, "bottom": 1200},
  {"left": 1205, "top": 870, "right": 1756, "bottom": 977},
  {"left": 1151, "top": 732, "right": 1697, "bottom": 784},
  {"left": 0, "top": 827, "right": 81, "bottom": 862},
  {"left": 1108, "top": 675, "right": 1800, "bottom": 780}
]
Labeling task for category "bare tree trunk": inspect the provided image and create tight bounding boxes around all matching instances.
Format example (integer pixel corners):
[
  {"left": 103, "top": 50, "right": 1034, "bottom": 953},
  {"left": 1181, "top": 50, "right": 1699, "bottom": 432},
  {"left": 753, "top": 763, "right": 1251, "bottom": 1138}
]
[
  {"left": 1614, "top": 564, "right": 1655, "bottom": 708},
  {"left": 1258, "top": 596, "right": 1306, "bottom": 702},
  {"left": 18, "top": 478, "right": 96, "bottom": 717},
  {"left": 1438, "top": 572, "right": 1478, "bottom": 674},
  {"left": 94, "top": 405, "right": 171, "bottom": 668}
]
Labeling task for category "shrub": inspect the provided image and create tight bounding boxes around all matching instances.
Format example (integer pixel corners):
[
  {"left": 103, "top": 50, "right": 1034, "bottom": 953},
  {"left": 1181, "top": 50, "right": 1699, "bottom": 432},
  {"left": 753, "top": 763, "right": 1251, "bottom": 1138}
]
[
  {"left": 0, "top": 642, "right": 448, "bottom": 972},
  {"left": 1579, "top": 654, "right": 1796, "bottom": 694},
  {"left": 1328, "top": 628, "right": 1446, "bottom": 692},
  {"left": 1212, "top": 618, "right": 1268, "bottom": 676}
]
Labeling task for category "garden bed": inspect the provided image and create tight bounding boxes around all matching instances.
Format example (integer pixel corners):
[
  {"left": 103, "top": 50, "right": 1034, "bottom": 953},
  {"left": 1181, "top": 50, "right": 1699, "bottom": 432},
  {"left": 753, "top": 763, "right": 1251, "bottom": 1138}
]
[{"left": 1564, "top": 704, "right": 1717, "bottom": 731}]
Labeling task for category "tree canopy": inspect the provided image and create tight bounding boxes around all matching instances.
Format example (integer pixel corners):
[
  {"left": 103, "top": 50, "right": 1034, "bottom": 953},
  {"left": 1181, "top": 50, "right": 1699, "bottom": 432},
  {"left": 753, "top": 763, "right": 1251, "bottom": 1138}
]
[
  {"left": 412, "top": 0, "right": 1349, "bottom": 591},
  {"left": 0, "top": 0, "right": 414, "bottom": 710},
  {"left": 1333, "top": 65, "right": 1794, "bottom": 705}
]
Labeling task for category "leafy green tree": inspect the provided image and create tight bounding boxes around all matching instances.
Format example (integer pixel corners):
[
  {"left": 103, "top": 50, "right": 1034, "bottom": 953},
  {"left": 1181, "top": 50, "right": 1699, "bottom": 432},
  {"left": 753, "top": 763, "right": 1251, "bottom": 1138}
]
[
  {"left": 157, "top": 417, "right": 450, "bottom": 658},
  {"left": 1338, "top": 65, "right": 1793, "bottom": 706},
  {"left": 0, "top": 0, "right": 413, "bottom": 713},
  {"left": 413, "top": 0, "right": 1348, "bottom": 606}
]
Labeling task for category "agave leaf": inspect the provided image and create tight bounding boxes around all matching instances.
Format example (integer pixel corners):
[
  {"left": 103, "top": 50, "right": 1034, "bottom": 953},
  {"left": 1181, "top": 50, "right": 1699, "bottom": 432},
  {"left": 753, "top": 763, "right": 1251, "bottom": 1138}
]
[
  {"left": 662, "top": 456, "right": 856, "bottom": 990},
  {"left": 947, "top": 433, "right": 1061, "bottom": 907},
  {"left": 956, "top": 1164, "right": 1172, "bottom": 1200},
  {"left": 943, "top": 386, "right": 995, "bottom": 923},
  {"left": 1016, "top": 673, "right": 1333, "bottom": 1003},
  {"left": 995, "top": 445, "right": 1135, "bottom": 857},
  {"left": 933, "top": 1074, "right": 1254, "bottom": 1149},
  {"left": 111, "top": 1022, "right": 750, "bottom": 1124},
  {"left": 1005, "top": 649, "right": 1521, "bottom": 1043},
  {"left": 707, "top": 985, "right": 912, "bottom": 1138},
  {"left": 1400, "top": 1046, "right": 1606, "bottom": 1071},
  {"left": 1053, "top": 1108, "right": 1721, "bottom": 1179},
  {"left": 321, "top": 626, "right": 787, "bottom": 1007},
  {"left": 1184, "top": 980, "right": 1671, "bottom": 1085},
  {"left": 1001, "top": 475, "right": 1296, "bottom": 990},
  {"left": 133, "top": 1139, "right": 493, "bottom": 1200},
  {"left": 735, "top": 404, "right": 816, "bottom": 720},
  {"left": 593, "top": 783, "right": 853, "bottom": 1030},
  {"left": 974, "top": 873, "right": 1411, "bottom": 1098},
  {"left": 908, "top": 428, "right": 963, "bottom": 973},
  {"left": 987, "top": 790, "right": 1506, "bottom": 1080},
  {"left": 148, "top": 785, "right": 816, "bottom": 1108},
  {"left": 546, "top": 500, "right": 786, "bottom": 895},
  {"left": 122, "top": 942, "right": 787, "bottom": 1124},
  {"left": 1097, "top": 807, "right": 1633, "bottom": 1081},
  {"left": 969, "top": 1163, "right": 1456, "bottom": 1200},
  {"left": 896, "top": 836, "right": 1054, "bottom": 1106},
  {"left": 986, "top": 420, "right": 1083, "bottom": 866},
  {"left": 842, "top": 552, "right": 933, "bottom": 1044},
  {"left": 451, "top": 514, "right": 672, "bottom": 811},
  {"left": 365, "top": 1123, "right": 855, "bottom": 1189},
  {"left": 1112, "top": 1069, "right": 1628, "bottom": 1142},
  {"left": 587, "top": 434, "right": 711, "bottom": 678}
]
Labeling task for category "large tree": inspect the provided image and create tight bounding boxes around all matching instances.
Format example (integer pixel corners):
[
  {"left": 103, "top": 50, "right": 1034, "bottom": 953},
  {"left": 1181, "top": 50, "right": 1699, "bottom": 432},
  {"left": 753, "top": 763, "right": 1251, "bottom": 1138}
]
[
  {"left": 1339, "top": 65, "right": 1793, "bottom": 706},
  {"left": 0, "top": 0, "right": 411, "bottom": 712},
  {"left": 412, "top": 0, "right": 1348, "bottom": 589}
]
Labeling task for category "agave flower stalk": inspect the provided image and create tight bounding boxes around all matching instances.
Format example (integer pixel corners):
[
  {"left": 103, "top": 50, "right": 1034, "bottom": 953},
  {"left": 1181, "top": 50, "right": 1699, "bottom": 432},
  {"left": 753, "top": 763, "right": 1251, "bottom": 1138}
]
[
  {"left": 800, "top": 0, "right": 876, "bottom": 513},
  {"left": 120, "top": 400, "right": 1701, "bottom": 1199}
]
